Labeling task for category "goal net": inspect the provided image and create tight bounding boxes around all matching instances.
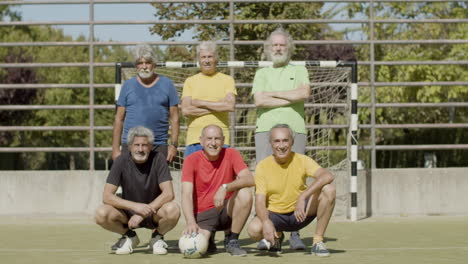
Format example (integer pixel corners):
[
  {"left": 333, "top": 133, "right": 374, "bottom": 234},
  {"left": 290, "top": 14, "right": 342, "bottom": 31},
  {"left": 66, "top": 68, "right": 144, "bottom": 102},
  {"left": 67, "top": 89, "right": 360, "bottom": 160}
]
[{"left": 116, "top": 61, "right": 353, "bottom": 174}]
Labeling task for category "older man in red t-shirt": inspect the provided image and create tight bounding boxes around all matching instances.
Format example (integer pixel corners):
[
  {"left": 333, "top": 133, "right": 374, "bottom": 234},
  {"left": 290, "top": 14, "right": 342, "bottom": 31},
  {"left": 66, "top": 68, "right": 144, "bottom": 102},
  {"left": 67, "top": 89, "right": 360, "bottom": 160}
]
[{"left": 181, "top": 124, "right": 254, "bottom": 257}]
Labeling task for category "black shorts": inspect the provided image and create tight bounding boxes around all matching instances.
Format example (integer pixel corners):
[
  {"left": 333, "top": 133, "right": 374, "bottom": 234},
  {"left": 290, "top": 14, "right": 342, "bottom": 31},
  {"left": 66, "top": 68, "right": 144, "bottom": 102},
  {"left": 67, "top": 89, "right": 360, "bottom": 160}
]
[
  {"left": 123, "top": 210, "right": 157, "bottom": 230},
  {"left": 269, "top": 211, "right": 316, "bottom": 232},
  {"left": 195, "top": 200, "right": 231, "bottom": 232},
  {"left": 268, "top": 199, "right": 316, "bottom": 232}
]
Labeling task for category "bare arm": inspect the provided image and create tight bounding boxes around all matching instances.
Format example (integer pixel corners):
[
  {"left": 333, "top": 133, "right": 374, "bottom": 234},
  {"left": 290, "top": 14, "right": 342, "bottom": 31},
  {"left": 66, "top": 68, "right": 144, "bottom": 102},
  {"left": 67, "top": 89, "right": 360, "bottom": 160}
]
[
  {"left": 181, "top": 181, "right": 199, "bottom": 235},
  {"left": 294, "top": 168, "right": 334, "bottom": 222},
  {"left": 255, "top": 193, "right": 277, "bottom": 244},
  {"left": 191, "top": 93, "right": 236, "bottom": 112},
  {"left": 112, "top": 106, "right": 126, "bottom": 160},
  {"left": 181, "top": 97, "right": 211, "bottom": 117},
  {"left": 213, "top": 168, "right": 255, "bottom": 209},
  {"left": 167, "top": 105, "right": 179, "bottom": 162},
  {"left": 102, "top": 183, "right": 155, "bottom": 217},
  {"left": 148, "top": 181, "right": 175, "bottom": 212},
  {"left": 253, "top": 83, "right": 310, "bottom": 108}
]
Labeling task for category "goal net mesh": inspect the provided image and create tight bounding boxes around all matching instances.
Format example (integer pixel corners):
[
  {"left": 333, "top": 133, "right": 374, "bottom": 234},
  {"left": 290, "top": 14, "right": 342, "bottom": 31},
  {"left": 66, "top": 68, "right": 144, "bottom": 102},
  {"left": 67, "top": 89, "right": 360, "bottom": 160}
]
[{"left": 119, "top": 62, "right": 351, "bottom": 172}]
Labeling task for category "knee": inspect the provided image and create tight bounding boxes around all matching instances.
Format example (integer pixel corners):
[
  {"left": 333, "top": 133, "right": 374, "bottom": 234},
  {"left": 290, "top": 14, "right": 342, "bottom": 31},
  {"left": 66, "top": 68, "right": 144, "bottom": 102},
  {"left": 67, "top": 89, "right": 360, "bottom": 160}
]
[
  {"left": 160, "top": 201, "right": 181, "bottom": 221},
  {"left": 320, "top": 184, "right": 336, "bottom": 201},
  {"left": 236, "top": 187, "right": 253, "bottom": 206},
  {"left": 247, "top": 218, "right": 263, "bottom": 241},
  {"left": 94, "top": 205, "right": 110, "bottom": 225}
]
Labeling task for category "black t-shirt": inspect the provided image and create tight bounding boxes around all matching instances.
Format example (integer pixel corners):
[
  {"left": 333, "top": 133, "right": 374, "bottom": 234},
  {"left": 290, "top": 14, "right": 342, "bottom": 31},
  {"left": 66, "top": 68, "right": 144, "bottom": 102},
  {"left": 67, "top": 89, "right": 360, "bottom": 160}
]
[{"left": 106, "top": 151, "right": 172, "bottom": 204}]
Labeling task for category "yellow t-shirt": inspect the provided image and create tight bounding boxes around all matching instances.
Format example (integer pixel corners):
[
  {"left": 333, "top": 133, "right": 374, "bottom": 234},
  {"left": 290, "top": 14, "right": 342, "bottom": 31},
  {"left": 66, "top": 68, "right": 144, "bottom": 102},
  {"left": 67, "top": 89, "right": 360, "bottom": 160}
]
[
  {"left": 182, "top": 72, "right": 237, "bottom": 145},
  {"left": 254, "top": 153, "right": 322, "bottom": 214}
]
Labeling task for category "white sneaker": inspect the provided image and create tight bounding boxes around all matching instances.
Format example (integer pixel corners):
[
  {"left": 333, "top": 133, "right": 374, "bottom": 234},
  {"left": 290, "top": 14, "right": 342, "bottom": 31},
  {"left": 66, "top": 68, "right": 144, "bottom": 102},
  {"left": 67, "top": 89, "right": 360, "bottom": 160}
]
[
  {"left": 115, "top": 235, "right": 140, "bottom": 255},
  {"left": 150, "top": 236, "right": 168, "bottom": 255}
]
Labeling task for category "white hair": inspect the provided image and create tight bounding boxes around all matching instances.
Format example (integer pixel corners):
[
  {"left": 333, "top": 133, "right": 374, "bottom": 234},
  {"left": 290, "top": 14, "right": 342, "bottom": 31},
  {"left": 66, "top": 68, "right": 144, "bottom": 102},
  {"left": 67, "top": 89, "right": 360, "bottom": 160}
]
[
  {"left": 264, "top": 27, "right": 295, "bottom": 62},
  {"left": 134, "top": 43, "right": 156, "bottom": 64},
  {"left": 196, "top": 41, "right": 218, "bottom": 60}
]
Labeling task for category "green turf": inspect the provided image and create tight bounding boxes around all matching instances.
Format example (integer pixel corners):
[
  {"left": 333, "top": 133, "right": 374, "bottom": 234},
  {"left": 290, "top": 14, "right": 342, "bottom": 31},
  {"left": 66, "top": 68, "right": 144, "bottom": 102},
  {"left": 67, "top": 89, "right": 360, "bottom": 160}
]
[{"left": 1, "top": 215, "right": 467, "bottom": 264}]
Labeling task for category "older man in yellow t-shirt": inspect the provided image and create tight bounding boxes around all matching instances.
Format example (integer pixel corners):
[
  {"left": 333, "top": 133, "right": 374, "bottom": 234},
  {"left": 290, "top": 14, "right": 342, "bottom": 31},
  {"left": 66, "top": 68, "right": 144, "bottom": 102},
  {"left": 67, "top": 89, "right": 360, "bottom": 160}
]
[
  {"left": 181, "top": 41, "right": 236, "bottom": 157},
  {"left": 248, "top": 124, "right": 336, "bottom": 257}
]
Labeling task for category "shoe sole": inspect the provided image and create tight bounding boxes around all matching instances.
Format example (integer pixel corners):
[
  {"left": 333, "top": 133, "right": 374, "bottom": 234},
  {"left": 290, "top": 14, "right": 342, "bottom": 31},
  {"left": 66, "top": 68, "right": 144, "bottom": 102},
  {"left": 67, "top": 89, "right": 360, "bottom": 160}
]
[{"left": 312, "top": 252, "right": 330, "bottom": 257}]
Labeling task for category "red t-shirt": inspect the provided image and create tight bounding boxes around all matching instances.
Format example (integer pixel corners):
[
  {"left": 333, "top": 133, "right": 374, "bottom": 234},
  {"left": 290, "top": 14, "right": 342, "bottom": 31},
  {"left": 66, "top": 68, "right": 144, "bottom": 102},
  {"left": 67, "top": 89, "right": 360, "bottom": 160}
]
[{"left": 182, "top": 148, "right": 248, "bottom": 214}]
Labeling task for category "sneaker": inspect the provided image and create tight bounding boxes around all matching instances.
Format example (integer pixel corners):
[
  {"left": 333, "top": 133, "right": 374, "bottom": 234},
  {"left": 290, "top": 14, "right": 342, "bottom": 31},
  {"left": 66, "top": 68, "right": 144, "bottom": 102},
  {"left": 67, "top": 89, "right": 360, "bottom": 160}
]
[
  {"left": 111, "top": 236, "right": 125, "bottom": 251},
  {"left": 268, "top": 232, "right": 284, "bottom": 254},
  {"left": 115, "top": 235, "right": 140, "bottom": 255},
  {"left": 289, "top": 231, "right": 306, "bottom": 250},
  {"left": 225, "top": 239, "right": 247, "bottom": 257},
  {"left": 207, "top": 234, "right": 217, "bottom": 253},
  {"left": 257, "top": 238, "right": 269, "bottom": 250},
  {"left": 149, "top": 235, "right": 168, "bottom": 255},
  {"left": 311, "top": 241, "right": 330, "bottom": 257}
]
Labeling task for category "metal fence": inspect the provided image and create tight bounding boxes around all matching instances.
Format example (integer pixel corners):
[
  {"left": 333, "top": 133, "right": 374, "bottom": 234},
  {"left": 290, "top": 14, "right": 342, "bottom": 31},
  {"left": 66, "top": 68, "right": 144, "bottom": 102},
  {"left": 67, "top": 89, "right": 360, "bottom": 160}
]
[{"left": 0, "top": 0, "right": 467, "bottom": 170}]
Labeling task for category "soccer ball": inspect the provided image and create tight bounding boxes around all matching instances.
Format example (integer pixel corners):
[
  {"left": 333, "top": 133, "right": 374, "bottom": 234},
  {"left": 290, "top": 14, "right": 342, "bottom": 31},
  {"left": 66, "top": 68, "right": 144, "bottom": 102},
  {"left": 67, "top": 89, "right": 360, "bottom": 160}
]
[{"left": 178, "top": 233, "right": 208, "bottom": 259}]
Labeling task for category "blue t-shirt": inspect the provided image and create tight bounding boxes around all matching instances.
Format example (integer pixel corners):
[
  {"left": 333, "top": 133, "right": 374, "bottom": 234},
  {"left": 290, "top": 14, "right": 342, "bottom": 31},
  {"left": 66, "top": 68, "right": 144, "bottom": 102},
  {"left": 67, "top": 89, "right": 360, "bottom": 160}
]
[{"left": 117, "top": 76, "right": 179, "bottom": 145}]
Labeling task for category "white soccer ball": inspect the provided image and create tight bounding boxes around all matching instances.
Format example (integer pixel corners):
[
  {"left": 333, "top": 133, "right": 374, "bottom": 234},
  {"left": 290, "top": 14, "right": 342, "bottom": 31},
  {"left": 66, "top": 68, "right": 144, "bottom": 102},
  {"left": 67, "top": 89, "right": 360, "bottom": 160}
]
[{"left": 178, "top": 233, "right": 208, "bottom": 259}]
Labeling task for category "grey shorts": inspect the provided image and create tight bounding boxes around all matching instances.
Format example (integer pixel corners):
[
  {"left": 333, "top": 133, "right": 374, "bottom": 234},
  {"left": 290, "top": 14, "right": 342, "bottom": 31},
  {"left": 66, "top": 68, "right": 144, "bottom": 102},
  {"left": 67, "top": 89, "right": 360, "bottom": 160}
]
[
  {"left": 254, "top": 132, "right": 306, "bottom": 163},
  {"left": 195, "top": 200, "right": 231, "bottom": 232}
]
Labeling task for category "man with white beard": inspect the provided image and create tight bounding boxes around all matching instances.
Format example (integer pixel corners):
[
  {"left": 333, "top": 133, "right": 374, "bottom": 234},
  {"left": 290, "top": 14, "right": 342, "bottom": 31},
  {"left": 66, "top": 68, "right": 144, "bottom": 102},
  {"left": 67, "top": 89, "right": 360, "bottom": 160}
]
[
  {"left": 112, "top": 43, "right": 180, "bottom": 163},
  {"left": 251, "top": 27, "right": 311, "bottom": 251}
]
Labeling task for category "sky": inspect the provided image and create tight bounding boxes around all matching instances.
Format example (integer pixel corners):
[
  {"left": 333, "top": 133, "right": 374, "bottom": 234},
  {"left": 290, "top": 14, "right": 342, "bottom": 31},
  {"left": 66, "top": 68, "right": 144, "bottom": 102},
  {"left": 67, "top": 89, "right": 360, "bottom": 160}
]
[
  {"left": 11, "top": 2, "right": 358, "bottom": 42},
  {"left": 12, "top": 3, "right": 167, "bottom": 42}
]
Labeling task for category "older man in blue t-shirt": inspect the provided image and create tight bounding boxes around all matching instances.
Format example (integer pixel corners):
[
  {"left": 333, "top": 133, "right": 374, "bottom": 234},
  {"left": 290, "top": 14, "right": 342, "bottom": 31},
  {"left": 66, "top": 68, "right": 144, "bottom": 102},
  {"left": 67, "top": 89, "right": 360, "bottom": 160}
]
[{"left": 112, "top": 43, "right": 180, "bottom": 162}]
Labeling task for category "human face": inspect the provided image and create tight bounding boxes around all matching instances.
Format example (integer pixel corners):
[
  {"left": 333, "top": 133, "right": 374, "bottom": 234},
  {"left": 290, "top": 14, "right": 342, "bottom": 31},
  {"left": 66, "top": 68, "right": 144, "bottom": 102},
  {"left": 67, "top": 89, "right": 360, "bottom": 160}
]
[
  {"left": 270, "top": 127, "right": 294, "bottom": 164},
  {"left": 269, "top": 34, "right": 289, "bottom": 66},
  {"left": 199, "top": 50, "right": 218, "bottom": 76},
  {"left": 136, "top": 58, "right": 155, "bottom": 79},
  {"left": 130, "top": 136, "right": 151, "bottom": 164},
  {"left": 200, "top": 126, "right": 224, "bottom": 161}
]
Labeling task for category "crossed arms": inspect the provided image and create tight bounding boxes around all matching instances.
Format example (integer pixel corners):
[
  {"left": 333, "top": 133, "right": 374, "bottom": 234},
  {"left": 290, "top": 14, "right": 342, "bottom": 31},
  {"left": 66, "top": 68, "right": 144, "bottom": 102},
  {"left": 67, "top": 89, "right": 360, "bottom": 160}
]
[
  {"left": 181, "top": 93, "right": 236, "bottom": 117},
  {"left": 253, "top": 83, "right": 310, "bottom": 108}
]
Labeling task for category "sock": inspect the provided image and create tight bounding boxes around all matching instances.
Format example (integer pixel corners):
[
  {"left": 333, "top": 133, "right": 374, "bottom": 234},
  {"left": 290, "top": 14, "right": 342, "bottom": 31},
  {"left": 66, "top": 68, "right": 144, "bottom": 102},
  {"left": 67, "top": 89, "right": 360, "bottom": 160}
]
[
  {"left": 124, "top": 229, "right": 136, "bottom": 237},
  {"left": 152, "top": 230, "right": 163, "bottom": 239},
  {"left": 229, "top": 232, "right": 240, "bottom": 241},
  {"left": 313, "top": 235, "right": 324, "bottom": 244}
]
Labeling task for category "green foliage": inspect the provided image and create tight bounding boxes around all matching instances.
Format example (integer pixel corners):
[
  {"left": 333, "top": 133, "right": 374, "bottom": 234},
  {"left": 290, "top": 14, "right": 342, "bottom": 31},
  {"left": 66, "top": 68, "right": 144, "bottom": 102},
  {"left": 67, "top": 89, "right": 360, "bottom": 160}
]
[{"left": 346, "top": 1, "right": 467, "bottom": 167}]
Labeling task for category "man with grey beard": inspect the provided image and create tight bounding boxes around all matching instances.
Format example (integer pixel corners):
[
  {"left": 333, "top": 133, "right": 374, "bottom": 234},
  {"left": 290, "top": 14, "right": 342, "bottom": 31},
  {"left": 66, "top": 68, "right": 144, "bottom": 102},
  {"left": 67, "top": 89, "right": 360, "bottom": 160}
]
[
  {"left": 251, "top": 27, "right": 311, "bottom": 251},
  {"left": 112, "top": 43, "right": 180, "bottom": 163}
]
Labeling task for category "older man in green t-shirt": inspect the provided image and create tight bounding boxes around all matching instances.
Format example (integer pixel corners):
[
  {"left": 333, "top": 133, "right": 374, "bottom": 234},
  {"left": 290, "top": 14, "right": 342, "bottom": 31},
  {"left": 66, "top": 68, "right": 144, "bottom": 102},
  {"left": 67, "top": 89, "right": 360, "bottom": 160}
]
[{"left": 251, "top": 27, "right": 311, "bottom": 250}]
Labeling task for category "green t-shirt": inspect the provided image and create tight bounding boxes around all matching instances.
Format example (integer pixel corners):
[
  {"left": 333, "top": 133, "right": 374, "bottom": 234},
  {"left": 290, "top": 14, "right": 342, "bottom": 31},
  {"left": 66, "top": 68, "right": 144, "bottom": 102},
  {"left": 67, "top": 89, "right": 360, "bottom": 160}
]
[{"left": 251, "top": 64, "right": 309, "bottom": 133}]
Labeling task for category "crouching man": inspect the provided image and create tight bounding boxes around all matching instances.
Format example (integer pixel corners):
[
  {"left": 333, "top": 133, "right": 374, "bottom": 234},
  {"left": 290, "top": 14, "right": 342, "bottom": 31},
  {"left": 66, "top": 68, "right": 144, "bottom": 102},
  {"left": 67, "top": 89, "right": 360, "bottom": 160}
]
[
  {"left": 95, "top": 126, "right": 180, "bottom": 255},
  {"left": 248, "top": 124, "right": 336, "bottom": 257},
  {"left": 181, "top": 124, "right": 254, "bottom": 256}
]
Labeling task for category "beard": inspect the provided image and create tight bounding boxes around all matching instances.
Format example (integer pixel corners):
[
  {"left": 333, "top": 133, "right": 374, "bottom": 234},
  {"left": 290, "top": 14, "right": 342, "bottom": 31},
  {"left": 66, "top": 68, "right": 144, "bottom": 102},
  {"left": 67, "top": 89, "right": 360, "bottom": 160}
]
[
  {"left": 138, "top": 69, "right": 153, "bottom": 79},
  {"left": 271, "top": 52, "right": 290, "bottom": 66}
]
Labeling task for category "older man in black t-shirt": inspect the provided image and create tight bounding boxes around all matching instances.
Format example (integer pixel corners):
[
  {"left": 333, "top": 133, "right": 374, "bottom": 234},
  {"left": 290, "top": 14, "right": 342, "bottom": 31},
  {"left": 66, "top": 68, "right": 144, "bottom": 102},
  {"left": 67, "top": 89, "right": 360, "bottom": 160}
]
[{"left": 95, "top": 126, "right": 180, "bottom": 255}]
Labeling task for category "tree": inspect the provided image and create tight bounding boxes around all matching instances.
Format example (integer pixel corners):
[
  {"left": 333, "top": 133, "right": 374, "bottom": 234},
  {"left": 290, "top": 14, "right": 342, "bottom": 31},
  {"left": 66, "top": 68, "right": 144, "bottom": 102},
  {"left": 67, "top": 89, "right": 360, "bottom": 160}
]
[{"left": 345, "top": 1, "right": 468, "bottom": 167}]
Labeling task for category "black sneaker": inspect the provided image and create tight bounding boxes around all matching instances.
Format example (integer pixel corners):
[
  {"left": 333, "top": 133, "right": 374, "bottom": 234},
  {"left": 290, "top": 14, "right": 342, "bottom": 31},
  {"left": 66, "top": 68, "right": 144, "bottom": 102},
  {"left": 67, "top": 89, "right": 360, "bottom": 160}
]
[
  {"left": 289, "top": 231, "right": 306, "bottom": 250},
  {"left": 207, "top": 233, "right": 217, "bottom": 253},
  {"left": 111, "top": 236, "right": 126, "bottom": 251},
  {"left": 268, "top": 232, "right": 284, "bottom": 254},
  {"left": 225, "top": 239, "right": 247, "bottom": 257}
]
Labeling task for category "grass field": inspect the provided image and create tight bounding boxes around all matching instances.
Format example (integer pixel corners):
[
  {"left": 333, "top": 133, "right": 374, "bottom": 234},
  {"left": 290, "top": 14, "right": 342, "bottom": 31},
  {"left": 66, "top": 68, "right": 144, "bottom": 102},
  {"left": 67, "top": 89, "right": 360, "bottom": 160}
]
[{"left": 1, "top": 215, "right": 467, "bottom": 264}]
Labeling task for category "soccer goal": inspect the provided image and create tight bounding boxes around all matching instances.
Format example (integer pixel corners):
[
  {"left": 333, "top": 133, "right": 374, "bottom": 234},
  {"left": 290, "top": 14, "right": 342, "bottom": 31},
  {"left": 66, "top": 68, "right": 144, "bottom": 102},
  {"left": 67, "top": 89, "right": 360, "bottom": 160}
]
[{"left": 115, "top": 61, "right": 359, "bottom": 220}]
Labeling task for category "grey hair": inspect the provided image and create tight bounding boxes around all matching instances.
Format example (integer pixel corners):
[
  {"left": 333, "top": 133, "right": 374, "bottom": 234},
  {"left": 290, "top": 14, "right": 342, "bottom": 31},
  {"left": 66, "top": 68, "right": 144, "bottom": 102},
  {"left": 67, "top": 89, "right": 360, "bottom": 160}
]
[
  {"left": 196, "top": 41, "right": 218, "bottom": 60},
  {"left": 127, "top": 126, "right": 154, "bottom": 146},
  {"left": 134, "top": 43, "right": 156, "bottom": 64},
  {"left": 264, "top": 27, "right": 295, "bottom": 61},
  {"left": 268, "top": 124, "right": 295, "bottom": 143}
]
